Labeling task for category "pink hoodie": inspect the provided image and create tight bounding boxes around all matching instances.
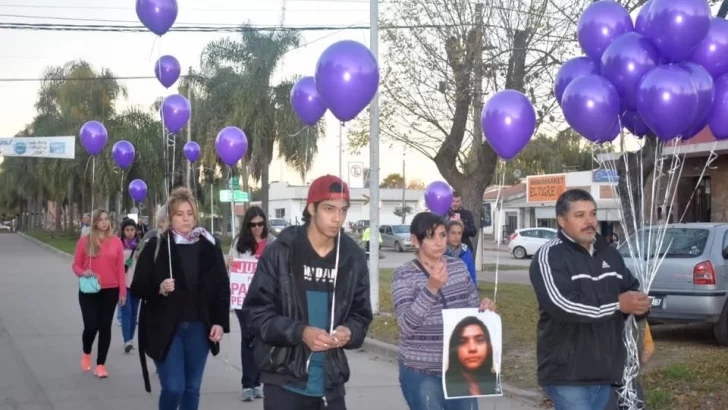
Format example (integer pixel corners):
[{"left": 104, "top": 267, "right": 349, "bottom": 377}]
[{"left": 72, "top": 235, "right": 127, "bottom": 298}]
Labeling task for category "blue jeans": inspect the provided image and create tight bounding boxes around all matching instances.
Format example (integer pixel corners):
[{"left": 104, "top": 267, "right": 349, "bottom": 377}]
[
  {"left": 120, "top": 288, "right": 140, "bottom": 343},
  {"left": 398, "top": 362, "right": 478, "bottom": 410},
  {"left": 543, "top": 385, "right": 612, "bottom": 410},
  {"left": 154, "top": 321, "right": 210, "bottom": 410}
]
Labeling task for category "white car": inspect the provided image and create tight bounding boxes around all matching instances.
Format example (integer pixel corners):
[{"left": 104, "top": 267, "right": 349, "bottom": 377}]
[
  {"left": 508, "top": 228, "right": 558, "bottom": 259},
  {"left": 0, "top": 224, "right": 11, "bottom": 232}
]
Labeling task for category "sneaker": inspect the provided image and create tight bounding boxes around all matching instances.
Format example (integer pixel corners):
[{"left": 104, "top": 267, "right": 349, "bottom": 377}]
[
  {"left": 116, "top": 319, "right": 122, "bottom": 326},
  {"left": 252, "top": 386, "right": 264, "bottom": 399},
  {"left": 94, "top": 365, "right": 108, "bottom": 379},
  {"left": 241, "top": 388, "right": 255, "bottom": 402},
  {"left": 124, "top": 341, "right": 134, "bottom": 354},
  {"left": 81, "top": 354, "right": 92, "bottom": 372}
]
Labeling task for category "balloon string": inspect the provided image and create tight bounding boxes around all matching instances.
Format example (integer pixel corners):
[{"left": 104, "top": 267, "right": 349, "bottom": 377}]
[
  {"left": 329, "top": 121, "right": 345, "bottom": 335},
  {"left": 89, "top": 156, "right": 95, "bottom": 272},
  {"left": 490, "top": 162, "right": 507, "bottom": 305}
]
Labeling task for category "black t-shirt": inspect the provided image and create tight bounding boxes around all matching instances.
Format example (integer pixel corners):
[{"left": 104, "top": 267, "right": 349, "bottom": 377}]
[{"left": 177, "top": 240, "right": 203, "bottom": 322}]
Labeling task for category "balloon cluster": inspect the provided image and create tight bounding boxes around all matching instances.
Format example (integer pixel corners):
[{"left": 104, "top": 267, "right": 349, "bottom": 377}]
[
  {"left": 556, "top": 0, "right": 728, "bottom": 142},
  {"left": 290, "top": 40, "right": 379, "bottom": 125}
]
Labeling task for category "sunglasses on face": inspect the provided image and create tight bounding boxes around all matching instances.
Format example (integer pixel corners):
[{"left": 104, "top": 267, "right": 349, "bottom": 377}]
[{"left": 248, "top": 221, "right": 266, "bottom": 228}]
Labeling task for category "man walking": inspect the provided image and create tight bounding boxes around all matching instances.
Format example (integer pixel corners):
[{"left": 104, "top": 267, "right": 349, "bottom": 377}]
[
  {"left": 529, "top": 189, "right": 650, "bottom": 410},
  {"left": 447, "top": 191, "right": 477, "bottom": 252},
  {"left": 243, "top": 174, "right": 373, "bottom": 410},
  {"left": 80, "top": 213, "right": 91, "bottom": 237}
]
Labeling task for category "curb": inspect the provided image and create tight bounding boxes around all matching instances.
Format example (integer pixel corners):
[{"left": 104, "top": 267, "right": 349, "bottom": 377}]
[
  {"left": 361, "top": 337, "right": 545, "bottom": 407},
  {"left": 17, "top": 231, "right": 74, "bottom": 259}
]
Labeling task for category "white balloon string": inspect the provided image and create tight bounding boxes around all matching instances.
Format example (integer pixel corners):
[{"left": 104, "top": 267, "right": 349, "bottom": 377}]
[
  {"left": 329, "top": 121, "right": 345, "bottom": 335},
  {"left": 491, "top": 162, "right": 506, "bottom": 305}
]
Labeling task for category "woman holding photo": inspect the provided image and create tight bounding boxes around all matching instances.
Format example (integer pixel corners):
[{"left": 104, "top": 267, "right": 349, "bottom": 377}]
[
  {"left": 226, "top": 205, "right": 275, "bottom": 402},
  {"left": 444, "top": 316, "right": 500, "bottom": 398},
  {"left": 391, "top": 212, "right": 497, "bottom": 410}
]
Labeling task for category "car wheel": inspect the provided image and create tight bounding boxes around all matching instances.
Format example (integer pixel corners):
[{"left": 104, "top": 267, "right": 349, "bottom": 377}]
[
  {"left": 512, "top": 246, "right": 527, "bottom": 259},
  {"left": 395, "top": 241, "right": 404, "bottom": 252},
  {"left": 713, "top": 302, "right": 728, "bottom": 345}
]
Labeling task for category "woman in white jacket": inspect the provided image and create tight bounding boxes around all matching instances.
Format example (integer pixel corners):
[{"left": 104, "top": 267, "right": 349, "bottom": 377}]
[{"left": 227, "top": 206, "right": 275, "bottom": 402}]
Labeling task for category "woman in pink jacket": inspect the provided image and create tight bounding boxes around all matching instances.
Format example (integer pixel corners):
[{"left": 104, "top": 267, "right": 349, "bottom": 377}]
[{"left": 72, "top": 209, "right": 126, "bottom": 378}]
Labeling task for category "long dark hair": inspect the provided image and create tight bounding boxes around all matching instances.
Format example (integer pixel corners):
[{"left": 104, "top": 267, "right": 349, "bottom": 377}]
[
  {"left": 236, "top": 206, "right": 268, "bottom": 255},
  {"left": 445, "top": 316, "right": 497, "bottom": 394}
]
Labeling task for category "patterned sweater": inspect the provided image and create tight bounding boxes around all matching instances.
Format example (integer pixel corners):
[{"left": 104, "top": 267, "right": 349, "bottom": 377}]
[{"left": 391, "top": 257, "right": 480, "bottom": 375}]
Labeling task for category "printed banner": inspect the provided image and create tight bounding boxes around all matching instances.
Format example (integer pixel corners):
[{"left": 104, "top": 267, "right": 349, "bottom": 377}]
[
  {"left": 527, "top": 174, "right": 566, "bottom": 202},
  {"left": 0, "top": 136, "right": 75, "bottom": 159},
  {"left": 230, "top": 259, "right": 257, "bottom": 310},
  {"left": 442, "top": 308, "right": 503, "bottom": 399}
]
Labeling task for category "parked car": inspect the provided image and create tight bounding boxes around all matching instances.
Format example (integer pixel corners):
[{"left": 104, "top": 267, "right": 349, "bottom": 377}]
[
  {"left": 619, "top": 223, "right": 728, "bottom": 345},
  {"left": 380, "top": 224, "right": 412, "bottom": 252},
  {"left": 508, "top": 228, "right": 557, "bottom": 259},
  {"left": 269, "top": 218, "right": 289, "bottom": 235},
  {"left": 0, "top": 224, "right": 10, "bottom": 232}
]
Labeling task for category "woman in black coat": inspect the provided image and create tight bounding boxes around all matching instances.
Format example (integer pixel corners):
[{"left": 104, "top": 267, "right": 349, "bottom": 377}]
[{"left": 130, "top": 187, "right": 230, "bottom": 410}]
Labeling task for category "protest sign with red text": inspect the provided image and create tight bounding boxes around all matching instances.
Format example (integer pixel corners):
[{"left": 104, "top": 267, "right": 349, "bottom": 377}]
[{"left": 230, "top": 259, "right": 257, "bottom": 310}]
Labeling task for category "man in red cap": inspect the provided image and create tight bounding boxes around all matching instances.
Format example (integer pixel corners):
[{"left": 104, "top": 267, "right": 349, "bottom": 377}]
[{"left": 243, "top": 174, "right": 373, "bottom": 409}]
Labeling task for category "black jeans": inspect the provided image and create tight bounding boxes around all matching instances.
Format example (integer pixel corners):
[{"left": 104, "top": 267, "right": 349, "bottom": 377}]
[
  {"left": 235, "top": 309, "right": 261, "bottom": 389},
  {"left": 263, "top": 384, "right": 346, "bottom": 410},
  {"left": 79, "top": 288, "right": 119, "bottom": 365}
]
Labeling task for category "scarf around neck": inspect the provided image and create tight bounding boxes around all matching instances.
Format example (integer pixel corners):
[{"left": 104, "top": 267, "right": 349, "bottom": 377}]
[
  {"left": 123, "top": 237, "right": 138, "bottom": 250},
  {"left": 171, "top": 227, "right": 215, "bottom": 245}
]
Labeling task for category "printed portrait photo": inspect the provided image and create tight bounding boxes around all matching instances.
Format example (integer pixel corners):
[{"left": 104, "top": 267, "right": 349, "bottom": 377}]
[{"left": 442, "top": 308, "right": 503, "bottom": 399}]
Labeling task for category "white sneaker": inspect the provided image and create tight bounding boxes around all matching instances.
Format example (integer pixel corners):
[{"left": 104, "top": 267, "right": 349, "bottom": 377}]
[{"left": 124, "top": 341, "right": 134, "bottom": 354}]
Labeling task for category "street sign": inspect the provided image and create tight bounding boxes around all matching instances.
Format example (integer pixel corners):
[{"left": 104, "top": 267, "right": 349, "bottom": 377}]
[
  {"left": 230, "top": 178, "right": 240, "bottom": 190},
  {"left": 219, "top": 190, "right": 249, "bottom": 203}
]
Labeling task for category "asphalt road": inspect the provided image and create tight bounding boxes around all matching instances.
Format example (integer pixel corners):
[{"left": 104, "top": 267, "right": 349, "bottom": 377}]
[{"left": 0, "top": 233, "right": 538, "bottom": 410}]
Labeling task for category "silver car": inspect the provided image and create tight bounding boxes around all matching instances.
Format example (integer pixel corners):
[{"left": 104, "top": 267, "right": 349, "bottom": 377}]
[
  {"left": 620, "top": 223, "right": 728, "bottom": 344},
  {"left": 380, "top": 224, "right": 412, "bottom": 252}
]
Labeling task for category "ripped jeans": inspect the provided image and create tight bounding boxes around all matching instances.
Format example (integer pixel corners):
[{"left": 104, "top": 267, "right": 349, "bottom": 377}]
[{"left": 399, "top": 362, "right": 478, "bottom": 410}]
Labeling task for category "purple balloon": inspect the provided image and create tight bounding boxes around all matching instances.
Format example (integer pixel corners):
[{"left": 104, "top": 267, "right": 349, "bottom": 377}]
[
  {"left": 79, "top": 120, "right": 108, "bottom": 156},
  {"left": 136, "top": 0, "right": 178, "bottom": 36},
  {"left": 482, "top": 90, "right": 536, "bottom": 160},
  {"left": 424, "top": 181, "right": 453, "bottom": 216},
  {"left": 620, "top": 110, "right": 650, "bottom": 137},
  {"left": 600, "top": 32, "right": 660, "bottom": 110},
  {"left": 554, "top": 57, "right": 600, "bottom": 104},
  {"left": 561, "top": 75, "right": 621, "bottom": 143},
  {"left": 708, "top": 74, "right": 728, "bottom": 140},
  {"left": 315, "top": 40, "right": 379, "bottom": 122},
  {"left": 577, "top": 1, "right": 634, "bottom": 61},
  {"left": 154, "top": 55, "right": 181, "bottom": 88},
  {"left": 596, "top": 121, "right": 621, "bottom": 144},
  {"left": 291, "top": 76, "right": 327, "bottom": 126},
  {"left": 645, "top": 0, "right": 711, "bottom": 63},
  {"left": 129, "top": 179, "right": 148, "bottom": 202},
  {"left": 161, "top": 94, "right": 191, "bottom": 134},
  {"left": 183, "top": 141, "right": 201, "bottom": 163},
  {"left": 215, "top": 127, "right": 248, "bottom": 166},
  {"left": 689, "top": 18, "right": 728, "bottom": 79},
  {"left": 635, "top": 0, "right": 653, "bottom": 34},
  {"left": 636, "top": 65, "right": 699, "bottom": 141},
  {"left": 112, "top": 140, "right": 136, "bottom": 169},
  {"left": 679, "top": 62, "right": 714, "bottom": 140}
]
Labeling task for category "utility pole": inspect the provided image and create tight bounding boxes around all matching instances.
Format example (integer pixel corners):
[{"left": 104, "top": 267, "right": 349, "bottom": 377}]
[
  {"left": 401, "top": 149, "right": 406, "bottom": 224},
  {"left": 368, "top": 0, "right": 381, "bottom": 314}
]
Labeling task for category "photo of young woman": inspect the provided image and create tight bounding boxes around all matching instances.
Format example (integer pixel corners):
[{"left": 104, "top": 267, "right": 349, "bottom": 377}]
[{"left": 442, "top": 309, "right": 503, "bottom": 399}]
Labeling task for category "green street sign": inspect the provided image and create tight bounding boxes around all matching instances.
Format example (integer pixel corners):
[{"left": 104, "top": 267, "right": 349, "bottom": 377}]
[
  {"left": 230, "top": 178, "right": 240, "bottom": 190},
  {"left": 219, "top": 190, "right": 249, "bottom": 203}
]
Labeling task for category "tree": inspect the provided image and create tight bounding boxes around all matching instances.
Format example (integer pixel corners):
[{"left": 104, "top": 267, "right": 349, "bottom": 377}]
[
  {"left": 394, "top": 205, "right": 414, "bottom": 222},
  {"left": 407, "top": 179, "right": 426, "bottom": 190},
  {"left": 187, "top": 25, "right": 325, "bottom": 213},
  {"left": 380, "top": 173, "right": 405, "bottom": 188},
  {"left": 349, "top": 0, "right": 578, "bottom": 249}
]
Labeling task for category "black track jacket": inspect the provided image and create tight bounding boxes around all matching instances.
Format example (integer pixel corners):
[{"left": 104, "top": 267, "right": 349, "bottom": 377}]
[{"left": 529, "top": 231, "right": 646, "bottom": 386}]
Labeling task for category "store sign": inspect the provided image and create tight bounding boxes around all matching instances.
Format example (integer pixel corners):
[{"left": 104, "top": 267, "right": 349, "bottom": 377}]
[
  {"left": 527, "top": 175, "right": 566, "bottom": 202},
  {"left": 593, "top": 169, "right": 619, "bottom": 183},
  {"left": 0, "top": 136, "right": 75, "bottom": 159}
]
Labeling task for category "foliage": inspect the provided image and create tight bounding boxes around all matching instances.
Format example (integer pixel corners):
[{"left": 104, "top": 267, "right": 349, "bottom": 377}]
[
  {"left": 407, "top": 179, "right": 426, "bottom": 189},
  {"left": 380, "top": 172, "right": 405, "bottom": 188},
  {"left": 393, "top": 205, "right": 414, "bottom": 218}
]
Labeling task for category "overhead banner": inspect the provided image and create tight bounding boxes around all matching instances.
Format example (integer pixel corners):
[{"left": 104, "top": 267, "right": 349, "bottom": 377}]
[
  {"left": 348, "top": 161, "right": 365, "bottom": 188},
  {"left": 0, "top": 136, "right": 75, "bottom": 159}
]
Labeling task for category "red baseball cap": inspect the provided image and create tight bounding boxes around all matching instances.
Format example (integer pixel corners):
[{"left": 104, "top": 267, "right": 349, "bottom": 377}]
[{"left": 307, "top": 175, "right": 350, "bottom": 205}]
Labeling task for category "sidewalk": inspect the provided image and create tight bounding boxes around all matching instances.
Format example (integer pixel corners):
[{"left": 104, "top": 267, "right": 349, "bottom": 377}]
[{"left": 2, "top": 233, "right": 540, "bottom": 409}]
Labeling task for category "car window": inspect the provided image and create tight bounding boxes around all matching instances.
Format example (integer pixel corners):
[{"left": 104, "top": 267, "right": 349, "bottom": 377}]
[
  {"left": 619, "top": 228, "right": 710, "bottom": 259},
  {"left": 540, "top": 230, "right": 556, "bottom": 239},
  {"left": 393, "top": 225, "right": 409, "bottom": 234},
  {"left": 723, "top": 230, "right": 728, "bottom": 259},
  {"left": 519, "top": 230, "right": 536, "bottom": 238}
]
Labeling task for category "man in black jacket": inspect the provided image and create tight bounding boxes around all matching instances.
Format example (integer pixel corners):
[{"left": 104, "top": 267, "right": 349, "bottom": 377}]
[
  {"left": 243, "top": 174, "right": 373, "bottom": 410},
  {"left": 447, "top": 191, "right": 477, "bottom": 252},
  {"left": 529, "top": 189, "right": 650, "bottom": 410}
]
